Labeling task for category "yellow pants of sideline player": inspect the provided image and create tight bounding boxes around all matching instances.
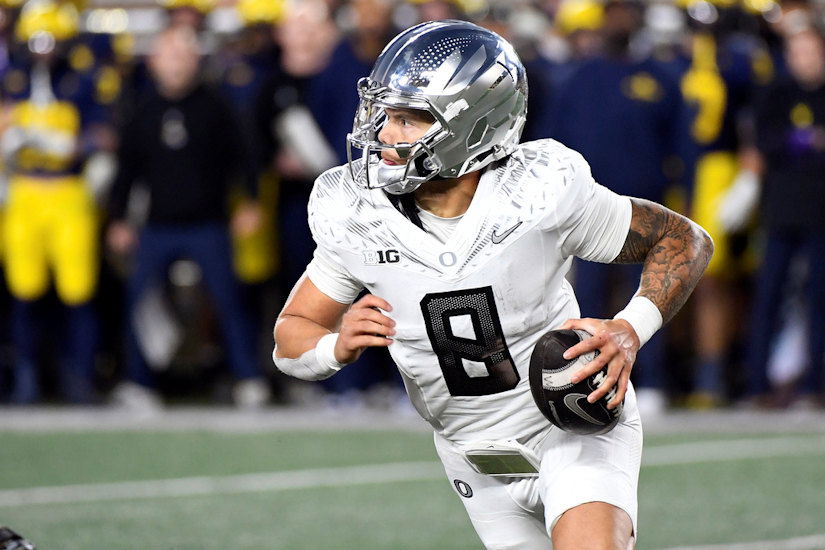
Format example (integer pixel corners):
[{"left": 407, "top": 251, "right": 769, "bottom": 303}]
[
  {"left": 691, "top": 151, "right": 741, "bottom": 278},
  {"left": 2, "top": 175, "right": 98, "bottom": 305}
]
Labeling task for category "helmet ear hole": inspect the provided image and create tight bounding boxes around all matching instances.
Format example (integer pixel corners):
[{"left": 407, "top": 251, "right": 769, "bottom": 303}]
[
  {"left": 466, "top": 117, "right": 490, "bottom": 149},
  {"left": 415, "top": 155, "right": 438, "bottom": 175}
]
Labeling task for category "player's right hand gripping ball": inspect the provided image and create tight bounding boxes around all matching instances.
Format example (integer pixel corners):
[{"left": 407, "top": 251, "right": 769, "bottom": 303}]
[{"left": 529, "top": 329, "right": 623, "bottom": 435}]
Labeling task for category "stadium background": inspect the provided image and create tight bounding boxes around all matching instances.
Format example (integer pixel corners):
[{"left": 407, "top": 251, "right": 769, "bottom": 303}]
[{"left": 1, "top": 0, "right": 824, "bottom": 547}]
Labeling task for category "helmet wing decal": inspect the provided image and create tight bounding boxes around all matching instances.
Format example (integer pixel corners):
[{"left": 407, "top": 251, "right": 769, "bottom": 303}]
[
  {"left": 422, "top": 48, "right": 463, "bottom": 92},
  {"left": 442, "top": 44, "right": 488, "bottom": 95}
]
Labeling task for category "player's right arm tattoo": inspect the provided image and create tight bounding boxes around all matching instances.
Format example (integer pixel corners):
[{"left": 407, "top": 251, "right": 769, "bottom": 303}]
[{"left": 612, "top": 198, "right": 714, "bottom": 324}]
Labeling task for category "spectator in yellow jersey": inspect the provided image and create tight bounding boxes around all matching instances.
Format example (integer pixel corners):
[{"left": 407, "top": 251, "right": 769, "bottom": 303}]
[
  {"left": 0, "top": 0, "right": 114, "bottom": 403},
  {"left": 677, "top": 0, "right": 775, "bottom": 407},
  {"left": 215, "top": 0, "right": 284, "bottom": 288}
]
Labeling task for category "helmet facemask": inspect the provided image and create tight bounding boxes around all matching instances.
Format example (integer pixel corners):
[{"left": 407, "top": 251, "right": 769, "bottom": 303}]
[{"left": 347, "top": 78, "right": 448, "bottom": 195}]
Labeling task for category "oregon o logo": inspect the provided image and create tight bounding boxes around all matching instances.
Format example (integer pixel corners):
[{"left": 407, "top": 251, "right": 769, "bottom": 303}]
[
  {"left": 439, "top": 251, "right": 457, "bottom": 267},
  {"left": 454, "top": 479, "right": 473, "bottom": 498}
]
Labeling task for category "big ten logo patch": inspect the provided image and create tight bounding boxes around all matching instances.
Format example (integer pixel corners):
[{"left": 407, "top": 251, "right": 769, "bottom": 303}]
[{"left": 363, "top": 249, "right": 401, "bottom": 265}]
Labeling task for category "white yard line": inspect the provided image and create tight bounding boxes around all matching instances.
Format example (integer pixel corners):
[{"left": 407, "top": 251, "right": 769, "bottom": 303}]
[
  {"left": 660, "top": 534, "right": 825, "bottom": 550},
  {"left": 1, "top": 435, "right": 824, "bottom": 507},
  {"left": 1, "top": 406, "right": 824, "bottom": 434},
  {"left": 0, "top": 461, "right": 445, "bottom": 507},
  {"left": 0, "top": 406, "right": 432, "bottom": 433}
]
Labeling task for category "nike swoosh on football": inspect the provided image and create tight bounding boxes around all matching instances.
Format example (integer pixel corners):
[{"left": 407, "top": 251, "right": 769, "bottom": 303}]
[
  {"left": 562, "top": 393, "right": 602, "bottom": 425},
  {"left": 491, "top": 220, "right": 522, "bottom": 244}
]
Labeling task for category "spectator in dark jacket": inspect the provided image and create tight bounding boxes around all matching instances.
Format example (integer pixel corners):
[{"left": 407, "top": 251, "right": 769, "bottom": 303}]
[{"left": 106, "top": 26, "right": 269, "bottom": 410}]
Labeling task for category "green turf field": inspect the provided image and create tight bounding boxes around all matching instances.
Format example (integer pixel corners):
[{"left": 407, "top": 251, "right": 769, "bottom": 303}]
[{"left": 1, "top": 409, "right": 824, "bottom": 549}]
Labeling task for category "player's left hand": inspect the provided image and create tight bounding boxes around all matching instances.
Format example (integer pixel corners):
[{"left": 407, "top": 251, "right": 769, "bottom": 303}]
[{"left": 556, "top": 318, "right": 640, "bottom": 409}]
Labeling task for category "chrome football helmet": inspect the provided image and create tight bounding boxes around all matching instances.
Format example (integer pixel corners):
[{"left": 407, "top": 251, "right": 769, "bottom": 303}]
[{"left": 347, "top": 19, "right": 528, "bottom": 195}]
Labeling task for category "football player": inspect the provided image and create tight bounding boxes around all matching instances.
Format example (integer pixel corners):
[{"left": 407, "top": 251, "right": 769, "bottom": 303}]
[
  {"left": 677, "top": 0, "right": 775, "bottom": 408},
  {"left": 1, "top": 0, "right": 115, "bottom": 404},
  {"left": 273, "top": 20, "right": 713, "bottom": 549}
]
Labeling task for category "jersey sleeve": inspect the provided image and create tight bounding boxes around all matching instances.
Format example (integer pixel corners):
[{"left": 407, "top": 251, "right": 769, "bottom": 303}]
[
  {"left": 305, "top": 246, "right": 363, "bottom": 304},
  {"left": 555, "top": 150, "right": 632, "bottom": 263},
  {"left": 305, "top": 168, "right": 365, "bottom": 304}
]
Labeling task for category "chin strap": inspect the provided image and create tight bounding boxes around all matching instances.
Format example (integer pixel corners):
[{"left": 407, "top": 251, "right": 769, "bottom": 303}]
[{"left": 376, "top": 160, "right": 420, "bottom": 194}]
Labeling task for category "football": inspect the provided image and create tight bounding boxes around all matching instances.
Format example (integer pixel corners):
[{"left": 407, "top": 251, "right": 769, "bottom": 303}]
[{"left": 529, "top": 329, "right": 623, "bottom": 435}]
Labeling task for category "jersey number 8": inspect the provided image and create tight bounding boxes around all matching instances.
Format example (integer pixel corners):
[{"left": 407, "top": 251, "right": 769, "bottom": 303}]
[{"left": 420, "top": 286, "right": 520, "bottom": 396}]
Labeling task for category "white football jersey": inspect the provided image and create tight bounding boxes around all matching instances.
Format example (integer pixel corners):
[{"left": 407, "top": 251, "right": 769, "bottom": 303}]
[{"left": 306, "top": 139, "right": 632, "bottom": 443}]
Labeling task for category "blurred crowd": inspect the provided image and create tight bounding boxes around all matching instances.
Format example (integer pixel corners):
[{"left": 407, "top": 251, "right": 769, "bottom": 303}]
[{"left": 0, "top": 0, "right": 824, "bottom": 415}]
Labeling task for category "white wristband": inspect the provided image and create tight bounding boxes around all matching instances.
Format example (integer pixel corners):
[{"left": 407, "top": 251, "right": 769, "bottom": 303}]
[
  {"left": 271, "top": 333, "right": 345, "bottom": 381},
  {"left": 613, "top": 296, "right": 663, "bottom": 348},
  {"left": 315, "top": 332, "right": 346, "bottom": 371}
]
